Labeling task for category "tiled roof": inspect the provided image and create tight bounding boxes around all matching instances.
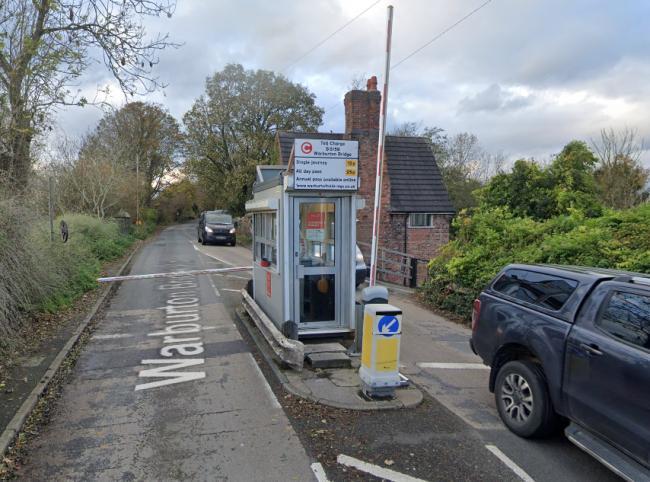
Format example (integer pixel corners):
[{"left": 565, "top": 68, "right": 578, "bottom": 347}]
[
  {"left": 384, "top": 136, "right": 455, "bottom": 213},
  {"left": 276, "top": 132, "right": 454, "bottom": 214}
]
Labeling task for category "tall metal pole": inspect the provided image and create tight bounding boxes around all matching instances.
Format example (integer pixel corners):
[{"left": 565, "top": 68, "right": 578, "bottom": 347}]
[
  {"left": 135, "top": 152, "right": 140, "bottom": 225},
  {"left": 369, "top": 5, "right": 394, "bottom": 287},
  {"left": 48, "top": 176, "right": 54, "bottom": 242}
]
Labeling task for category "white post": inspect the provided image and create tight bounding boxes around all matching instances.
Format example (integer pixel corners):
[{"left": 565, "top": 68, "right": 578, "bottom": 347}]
[{"left": 369, "top": 5, "right": 394, "bottom": 287}]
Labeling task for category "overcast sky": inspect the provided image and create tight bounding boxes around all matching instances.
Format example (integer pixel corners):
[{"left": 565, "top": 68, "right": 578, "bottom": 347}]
[{"left": 53, "top": 0, "right": 650, "bottom": 165}]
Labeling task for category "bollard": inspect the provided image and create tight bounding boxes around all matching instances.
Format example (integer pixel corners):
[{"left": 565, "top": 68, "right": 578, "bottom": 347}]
[{"left": 358, "top": 302, "right": 402, "bottom": 398}]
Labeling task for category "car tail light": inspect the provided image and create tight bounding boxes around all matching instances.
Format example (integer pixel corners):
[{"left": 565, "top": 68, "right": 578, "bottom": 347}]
[{"left": 471, "top": 298, "right": 481, "bottom": 334}]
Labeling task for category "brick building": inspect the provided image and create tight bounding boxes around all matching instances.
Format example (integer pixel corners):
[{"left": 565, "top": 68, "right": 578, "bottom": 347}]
[{"left": 276, "top": 76, "right": 454, "bottom": 268}]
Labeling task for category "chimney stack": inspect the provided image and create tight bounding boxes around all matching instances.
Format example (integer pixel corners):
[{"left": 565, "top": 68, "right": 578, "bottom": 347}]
[{"left": 344, "top": 76, "right": 381, "bottom": 134}]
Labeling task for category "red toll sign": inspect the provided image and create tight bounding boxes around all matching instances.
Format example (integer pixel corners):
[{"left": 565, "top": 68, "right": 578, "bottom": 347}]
[{"left": 300, "top": 141, "right": 313, "bottom": 155}]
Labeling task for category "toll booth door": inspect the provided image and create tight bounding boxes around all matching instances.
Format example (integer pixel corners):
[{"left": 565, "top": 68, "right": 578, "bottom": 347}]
[{"left": 293, "top": 198, "right": 342, "bottom": 328}]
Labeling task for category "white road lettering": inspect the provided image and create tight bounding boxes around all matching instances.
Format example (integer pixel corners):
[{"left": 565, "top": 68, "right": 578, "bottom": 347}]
[
  {"left": 137, "top": 266, "right": 208, "bottom": 390},
  {"left": 160, "top": 342, "right": 205, "bottom": 357},
  {"left": 165, "top": 313, "right": 201, "bottom": 323},
  {"left": 148, "top": 324, "right": 202, "bottom": 336},
  {"left": 135, "top": 359, "right": 206, "bottom": 390}
]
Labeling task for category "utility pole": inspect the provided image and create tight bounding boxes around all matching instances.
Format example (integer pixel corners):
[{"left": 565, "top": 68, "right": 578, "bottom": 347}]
[
  {"left": 369, "top": 5, "right": 393, "bottom": 286},
  {"left": 48, "top": 176, "right": 54, "bottom": 242}
]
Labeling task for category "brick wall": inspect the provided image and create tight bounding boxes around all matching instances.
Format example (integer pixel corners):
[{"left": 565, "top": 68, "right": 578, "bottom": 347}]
[{"left": 406, "top": 214, "right": 452, "bottom": 260}]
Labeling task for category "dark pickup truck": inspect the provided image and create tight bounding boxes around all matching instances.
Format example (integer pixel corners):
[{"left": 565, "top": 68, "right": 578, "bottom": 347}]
[{"left": 471, "top": 264, "right": 650, "bottom": 481}]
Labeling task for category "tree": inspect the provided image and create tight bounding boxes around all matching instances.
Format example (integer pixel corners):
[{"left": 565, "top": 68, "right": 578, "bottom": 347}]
[
  {"left": 81, "top": 102, "right": 182, "bottom": 208},
  {"left": 46, "top": 134, "right": 129, "bottom": 218},
  {"left": 591, "top": 127, "right": 649, "bottom": 209},
  {"left": 183, "top": 64, "right": 323, "bottom": 215},
  {"left": 0, "top": 0, "right": 176, "bottom": 189},
  {"left": 480, "top": 140, "right": 602, "bottom": 220}
]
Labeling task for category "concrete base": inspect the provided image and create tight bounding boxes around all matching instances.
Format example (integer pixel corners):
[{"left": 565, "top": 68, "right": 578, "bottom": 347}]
[
  {"left": 237, "top": 308, "right": 423, "bottom": 411},
  {"left": 241, "top": 290, "right": 304, "bottom": 370},
  {"left": 305, "top": 352, "right": 351, "bottom": 369}
]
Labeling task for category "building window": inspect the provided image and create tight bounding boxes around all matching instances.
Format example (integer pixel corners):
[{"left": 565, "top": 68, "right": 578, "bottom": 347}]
[
  {"left": 253, "top": 212, "right": 277, "bottom": 267},
  {"left": 408, "top": 213, "right": 433, "bottom": 227}
]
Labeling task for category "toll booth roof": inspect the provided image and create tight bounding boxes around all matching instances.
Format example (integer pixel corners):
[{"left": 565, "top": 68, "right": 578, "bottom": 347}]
[{"left": 254, "top": 165, "right": 285, "bottom": 192}]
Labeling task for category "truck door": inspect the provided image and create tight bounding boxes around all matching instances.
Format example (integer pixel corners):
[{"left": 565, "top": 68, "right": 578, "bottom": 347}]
[{"left": 565, "top": 282, "right": 650, "bottom": 467}]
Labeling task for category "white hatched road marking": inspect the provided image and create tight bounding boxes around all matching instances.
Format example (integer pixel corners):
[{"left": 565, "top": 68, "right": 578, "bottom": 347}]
[
  {"left": 337, "top": 454, "right": 427, "bottom": 482},
  {"left": 310, "top": 462, "right": 330, "bottom": 482},
  {"left": 417, "top": 362, "right": 489, "bottom": 370},
  {"left": 485, "top": 445, "right": 535, "bottom": 482},
  {"left": 247, "top": 353, "right": 281, "bottom": 409},
  {"left": 92, "top": 333, "right": 133, "bottom": 340},
  {"left": 190, "top": 240, "right": 235, "bottom": 266}
]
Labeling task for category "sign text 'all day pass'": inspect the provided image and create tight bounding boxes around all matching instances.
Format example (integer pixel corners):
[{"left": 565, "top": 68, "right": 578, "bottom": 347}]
[{"left": 294, "top": 139, "right": 359, "bottom": 190}]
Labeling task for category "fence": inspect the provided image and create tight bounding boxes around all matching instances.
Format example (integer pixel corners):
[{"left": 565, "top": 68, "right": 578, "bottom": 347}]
[{"left": 357, "top": 241, "right": 430, "bottom": 288}]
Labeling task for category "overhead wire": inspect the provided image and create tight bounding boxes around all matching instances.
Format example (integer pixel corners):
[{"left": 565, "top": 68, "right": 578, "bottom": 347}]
[
  {"left": 324, "top": 0, "right": 494, "bottom": 113},
  {"left": 281, "top": 0, "right": 383, "bottom": 73},
  {"left": 391, "top": 0, "right": 493, "bottom": 70}
]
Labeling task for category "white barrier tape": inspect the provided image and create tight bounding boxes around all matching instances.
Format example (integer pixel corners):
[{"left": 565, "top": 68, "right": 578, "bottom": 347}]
[{"left": 97, "top": 266, "right": 252, "bottom": 283}]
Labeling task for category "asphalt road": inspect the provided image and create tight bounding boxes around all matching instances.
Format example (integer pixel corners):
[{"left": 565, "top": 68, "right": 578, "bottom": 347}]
[
  {"left": 19, "top": 224, "right": 314, "bottom": 481},
  {"left": 16, "top": 223, "right": 622, "bottom": 481}
]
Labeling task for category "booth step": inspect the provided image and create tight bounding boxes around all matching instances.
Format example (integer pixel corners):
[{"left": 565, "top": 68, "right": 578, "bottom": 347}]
[
  {"left": 305, "top": 352, "right": 352, "bottom": 369},
  {"left": 303, "top": 342, "right": 348, "bottom": 355}
]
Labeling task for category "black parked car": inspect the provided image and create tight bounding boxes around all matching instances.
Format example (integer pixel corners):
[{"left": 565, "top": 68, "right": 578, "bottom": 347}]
[
  {"left": 471, "top": 264, "right": 650, "bottom": 480},
  {"left": 198, "top": 211, "right": 236, "bottom": 246}
]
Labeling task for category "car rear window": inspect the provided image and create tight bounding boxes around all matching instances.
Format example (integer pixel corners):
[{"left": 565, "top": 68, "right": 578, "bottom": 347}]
[
  {"left": 493, "top": 269, "right": 578, "bottom": 311},
  {"left": 597, "top": 291, "right": 650, "bottom": 350}
]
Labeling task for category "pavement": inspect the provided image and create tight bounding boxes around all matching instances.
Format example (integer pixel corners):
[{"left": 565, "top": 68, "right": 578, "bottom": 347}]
[{"left": 14, "top": 223, "right": 623, "bottom": 481}]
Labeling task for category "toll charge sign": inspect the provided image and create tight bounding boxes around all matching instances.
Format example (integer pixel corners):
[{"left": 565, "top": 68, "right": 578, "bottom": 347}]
[{"left": 294, "top": 139, "right": 359, "bottom": 190}]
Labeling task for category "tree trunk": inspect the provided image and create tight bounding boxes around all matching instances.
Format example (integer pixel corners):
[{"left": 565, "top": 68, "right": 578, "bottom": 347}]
[
  {"left": 0, "top": 89, "right": 34, "bottom": 190},
  {"left": 0, "top": 127, "right": 33, "bottom": 190}
]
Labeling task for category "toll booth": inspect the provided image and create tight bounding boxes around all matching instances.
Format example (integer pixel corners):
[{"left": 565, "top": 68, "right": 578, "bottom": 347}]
[{"left": 245, "top": 139, "right": 361, "bottom": 338}]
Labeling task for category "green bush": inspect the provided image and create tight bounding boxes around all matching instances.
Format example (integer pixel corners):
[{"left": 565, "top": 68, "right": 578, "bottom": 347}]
[
  {"left": 0, "top": 204, "right": 140, "bottom": 356},
  {"left": 421, "top": 204, "right": 650, "bottom": 319}
]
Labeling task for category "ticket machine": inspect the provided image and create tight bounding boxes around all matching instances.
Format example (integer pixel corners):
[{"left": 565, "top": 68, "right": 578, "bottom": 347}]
[{"left": 245, "top": 138, "right": 361, "bottom": 338}]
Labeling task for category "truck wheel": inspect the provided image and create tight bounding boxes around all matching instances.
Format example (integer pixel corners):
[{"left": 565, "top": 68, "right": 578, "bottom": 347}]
[{"left": 494, "top": 360, "right": 559, "bottom": 438}]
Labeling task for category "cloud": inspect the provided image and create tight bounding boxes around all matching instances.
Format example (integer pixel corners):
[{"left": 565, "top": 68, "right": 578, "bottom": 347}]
[
  {"left": 458, "top": 84, "right": 534, "bottom": 113},
  {"left": 47, "top": 0, "right": 650, "bottom": 168}
]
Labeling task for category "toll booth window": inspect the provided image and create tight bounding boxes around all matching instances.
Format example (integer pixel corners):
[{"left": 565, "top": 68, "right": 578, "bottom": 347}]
[
  {"left": 299, "top": 202, "right": 335, "bottom": 267},
  {"left": 253, "top": 212, "right": 277, "bottom": 267}
]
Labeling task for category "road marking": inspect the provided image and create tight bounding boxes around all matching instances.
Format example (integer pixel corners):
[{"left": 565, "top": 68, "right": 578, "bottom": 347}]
[
  {"left": 485, "top": 445, "right": 535, "bottom": 482},
  {"left": 92, "top": 333, "right": 133, "bottom": 340},
  {"left": 337, "top": 454, "right": 426, "bottom": 482},
  {"left": 222, "top": 288, "right": 241, "bottom": 292},
  {"left": 196, "top": 247, "right": 235, "bottom": 266},
  {"left": 310, "top": 462, "right": 330, "bottom": 482},
  {"left": 207, "top": 274, "right": 221, "bottom": 297},
  {"left": 417, "top": 362, "right": 489, "bottom": 370},
  {"left": 247, "top": 353, "right": 281, "bottom": 409}
]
